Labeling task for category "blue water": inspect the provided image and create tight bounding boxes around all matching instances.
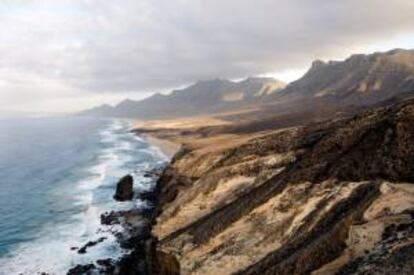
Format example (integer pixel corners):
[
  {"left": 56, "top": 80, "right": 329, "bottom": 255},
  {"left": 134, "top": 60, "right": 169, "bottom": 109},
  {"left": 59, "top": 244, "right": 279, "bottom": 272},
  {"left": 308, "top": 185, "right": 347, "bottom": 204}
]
[{"left": 0, "top": 117, "right": 167, "bottom": 274}]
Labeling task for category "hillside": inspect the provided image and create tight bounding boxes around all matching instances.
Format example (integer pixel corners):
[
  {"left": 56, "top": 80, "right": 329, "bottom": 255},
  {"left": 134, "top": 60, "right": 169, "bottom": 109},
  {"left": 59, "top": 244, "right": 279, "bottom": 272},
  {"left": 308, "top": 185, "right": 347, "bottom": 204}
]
[
  {"left": 274, "top": 49, "right": 414, "bottom": 105},
  {"left": 80, "top": 77, "right": 285, "bottom": 119},
  {"left": 151, "top": 97, "right": 414, "bottom": 274}
]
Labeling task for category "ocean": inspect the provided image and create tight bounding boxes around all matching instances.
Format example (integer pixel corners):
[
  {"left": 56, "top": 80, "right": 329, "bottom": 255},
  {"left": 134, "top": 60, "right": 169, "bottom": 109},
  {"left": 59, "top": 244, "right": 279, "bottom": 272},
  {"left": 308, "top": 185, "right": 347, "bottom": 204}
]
[{"left": 0, "top": 117, "right": 167, "bottom": 274}]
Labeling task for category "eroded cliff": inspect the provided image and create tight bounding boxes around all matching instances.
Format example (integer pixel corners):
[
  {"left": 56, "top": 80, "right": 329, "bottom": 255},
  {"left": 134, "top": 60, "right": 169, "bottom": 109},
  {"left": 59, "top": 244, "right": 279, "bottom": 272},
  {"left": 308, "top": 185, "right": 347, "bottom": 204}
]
[{"left": 152, "top": 98, "right": 414, "bottom": 274}]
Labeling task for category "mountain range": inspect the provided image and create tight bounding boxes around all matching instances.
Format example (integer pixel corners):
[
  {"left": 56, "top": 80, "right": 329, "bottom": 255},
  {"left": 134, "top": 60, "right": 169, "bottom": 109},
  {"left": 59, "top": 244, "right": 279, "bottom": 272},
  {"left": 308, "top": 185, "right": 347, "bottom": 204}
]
[
  {"left": 81, "top": 49, "right": 414, "bottom": 120},
  {"left": 274, "top": 48, "right": 414, "bottom": 104},
  {"left": 81, "top": 77, "right": 285, "bottom": 119}
]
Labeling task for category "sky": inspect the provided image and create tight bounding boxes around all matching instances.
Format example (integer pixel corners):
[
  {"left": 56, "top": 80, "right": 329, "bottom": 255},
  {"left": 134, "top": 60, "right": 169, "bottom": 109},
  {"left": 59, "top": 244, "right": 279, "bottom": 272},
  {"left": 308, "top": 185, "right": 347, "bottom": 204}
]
[{"left": 1, "top": 0, "right": 414, "bottom": 115}]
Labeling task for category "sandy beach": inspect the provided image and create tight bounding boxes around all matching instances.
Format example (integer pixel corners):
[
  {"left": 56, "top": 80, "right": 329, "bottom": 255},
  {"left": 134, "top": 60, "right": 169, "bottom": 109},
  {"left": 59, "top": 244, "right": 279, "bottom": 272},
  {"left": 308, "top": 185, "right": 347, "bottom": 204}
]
[{"left": 142, "top": 134, "right": 181, "bottom": 159}]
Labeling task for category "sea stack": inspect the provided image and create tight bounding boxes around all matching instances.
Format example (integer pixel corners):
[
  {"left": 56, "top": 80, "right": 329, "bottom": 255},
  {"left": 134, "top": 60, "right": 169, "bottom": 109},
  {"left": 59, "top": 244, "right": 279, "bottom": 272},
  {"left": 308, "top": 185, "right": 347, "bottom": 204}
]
[{"left": 114, "top": 175, "right": 134, "bottom": 201}]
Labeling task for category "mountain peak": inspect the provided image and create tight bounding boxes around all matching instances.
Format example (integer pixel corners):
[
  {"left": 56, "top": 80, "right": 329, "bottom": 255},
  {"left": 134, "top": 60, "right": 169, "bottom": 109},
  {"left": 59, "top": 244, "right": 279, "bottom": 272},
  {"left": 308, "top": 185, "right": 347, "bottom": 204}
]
[
  {"left": 280, "top": 48, "right": 414, "bottom": 103},
  {"left": 306, "top": 59, "right": 327, "bottom": 75},
  {"left": 311, "top": 59, "right": 326, "bottom": 68}
]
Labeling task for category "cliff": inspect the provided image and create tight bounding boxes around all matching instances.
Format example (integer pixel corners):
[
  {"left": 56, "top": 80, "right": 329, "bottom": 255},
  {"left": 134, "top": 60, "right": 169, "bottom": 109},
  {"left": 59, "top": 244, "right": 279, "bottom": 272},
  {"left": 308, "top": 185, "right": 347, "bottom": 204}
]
[{"left": 151, "top": 97, "right": 414, "bottom": 274}]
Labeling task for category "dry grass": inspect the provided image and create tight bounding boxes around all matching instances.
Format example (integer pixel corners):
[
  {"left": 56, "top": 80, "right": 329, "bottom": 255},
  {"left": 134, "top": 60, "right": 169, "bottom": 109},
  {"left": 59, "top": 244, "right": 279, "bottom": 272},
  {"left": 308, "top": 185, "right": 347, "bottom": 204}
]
[{"left": 134, "top": 115, "right": 230, "bottom": 130}]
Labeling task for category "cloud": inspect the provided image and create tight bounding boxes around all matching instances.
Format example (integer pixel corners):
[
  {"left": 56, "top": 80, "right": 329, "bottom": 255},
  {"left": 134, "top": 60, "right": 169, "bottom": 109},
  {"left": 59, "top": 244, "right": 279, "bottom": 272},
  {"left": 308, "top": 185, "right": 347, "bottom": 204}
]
[{"left": 1, "top": 0, "right": 414, "bottom": 112}]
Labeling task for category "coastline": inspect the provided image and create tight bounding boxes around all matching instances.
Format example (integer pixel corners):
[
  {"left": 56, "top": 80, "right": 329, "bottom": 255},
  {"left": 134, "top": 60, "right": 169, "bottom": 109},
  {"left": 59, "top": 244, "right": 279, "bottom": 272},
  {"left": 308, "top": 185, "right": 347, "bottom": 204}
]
[
  {"left": 141, "top": 134, "right": 181, "bottom": 159},
  {"left": 63, "top": 99, "right": 414, "bottom": 274},
  {"left": 67, "top": 127, "right": 182, "bottom": 274}
]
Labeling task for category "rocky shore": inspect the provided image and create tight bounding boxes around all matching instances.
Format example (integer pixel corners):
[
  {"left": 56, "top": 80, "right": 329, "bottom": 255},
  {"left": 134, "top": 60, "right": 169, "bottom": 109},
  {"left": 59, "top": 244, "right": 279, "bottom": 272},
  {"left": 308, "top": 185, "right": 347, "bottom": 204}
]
[{"left": 66, "top": 162, "right": 180, "bottom": 275}]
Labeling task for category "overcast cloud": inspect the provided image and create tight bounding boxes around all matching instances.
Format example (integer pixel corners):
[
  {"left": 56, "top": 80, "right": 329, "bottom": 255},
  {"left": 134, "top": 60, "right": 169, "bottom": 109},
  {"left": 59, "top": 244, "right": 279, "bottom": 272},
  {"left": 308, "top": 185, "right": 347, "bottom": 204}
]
[{"left": 1, "top": 0, "right": 414, "bottom": 113}]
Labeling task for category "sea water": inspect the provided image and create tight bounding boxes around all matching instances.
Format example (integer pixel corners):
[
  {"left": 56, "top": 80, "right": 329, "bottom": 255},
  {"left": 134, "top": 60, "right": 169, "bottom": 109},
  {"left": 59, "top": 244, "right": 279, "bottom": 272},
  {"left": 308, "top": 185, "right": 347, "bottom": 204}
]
[{"left": 0, "top": 117, "right": 167, "bottom": 274}]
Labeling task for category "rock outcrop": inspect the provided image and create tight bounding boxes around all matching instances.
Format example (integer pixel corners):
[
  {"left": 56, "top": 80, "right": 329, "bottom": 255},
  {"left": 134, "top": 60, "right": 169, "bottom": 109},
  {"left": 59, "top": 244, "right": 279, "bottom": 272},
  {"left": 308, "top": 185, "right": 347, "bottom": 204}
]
[{"left": 114, "top": 175, "right": 134, "bottom": 201}]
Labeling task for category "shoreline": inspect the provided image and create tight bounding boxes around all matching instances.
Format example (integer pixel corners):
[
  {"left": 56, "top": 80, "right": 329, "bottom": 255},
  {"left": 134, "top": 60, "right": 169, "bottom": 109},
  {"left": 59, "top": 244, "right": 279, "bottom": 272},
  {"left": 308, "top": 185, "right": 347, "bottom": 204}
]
[
  {"left": 67, "top": 125, "right": 180, "bottom": 274},
  {"left": 141, "top": 134, "right": 181, "bottom": 159},
  {"left": 66, "top": 137, "right": 176, "bottom": 275}
]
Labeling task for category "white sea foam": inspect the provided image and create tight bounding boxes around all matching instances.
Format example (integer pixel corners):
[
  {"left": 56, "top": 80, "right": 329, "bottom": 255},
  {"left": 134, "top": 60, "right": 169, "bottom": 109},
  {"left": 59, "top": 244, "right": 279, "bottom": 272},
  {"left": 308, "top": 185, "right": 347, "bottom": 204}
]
[
  {"left": 138, "top": 146, "right": 169, "bottom": 161},
  {"left": 0, "top": 204, "right": 125, "bottom": 275},
  {"left": 134, "top": 136, "right": 144, "bottom": 142},
  {"left": 0, "top": 119, "right": 168, "bottom": 274}
]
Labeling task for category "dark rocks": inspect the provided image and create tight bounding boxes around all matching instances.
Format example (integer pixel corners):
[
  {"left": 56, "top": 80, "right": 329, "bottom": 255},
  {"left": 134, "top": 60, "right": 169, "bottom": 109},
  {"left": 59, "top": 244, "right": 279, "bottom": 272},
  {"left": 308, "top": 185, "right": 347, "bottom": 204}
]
[
  {"left": 100, "top": 208, "right": 153, "bottom": 249},
  {"left": 116, "top": 214, "right": 152, "bottom": 249},
  {"left": 67, "top": 163, "right": 171, "bottom": 274},
  {"left": 67, "top": 259, "right": 116, "bottom": 275},
  {"left": 116, "top": 248, "right": 147, "bottom": 275},
  {"left": 114, "top": 175, "right": 134, "bottom": 201},
  {"left": 77, "top": 237, "right": 107, "bottom": 254},
  {"left": 137, "top": 189, "right": 157, "bottom": 204},
  {"left": 101, "top": 209, "right": 150, "bottom": 226},
  {"left": 67, "top": 264, "right": 95, "bottom": 275},
  {"left": 115, "top": 237, "right": 180, "bottom": 275},
  {"left": 96, "top": 259, "right": 116, "bottom": 273},
  {"left": 100, "top": 210, "right": 123, "bottom": 225}
]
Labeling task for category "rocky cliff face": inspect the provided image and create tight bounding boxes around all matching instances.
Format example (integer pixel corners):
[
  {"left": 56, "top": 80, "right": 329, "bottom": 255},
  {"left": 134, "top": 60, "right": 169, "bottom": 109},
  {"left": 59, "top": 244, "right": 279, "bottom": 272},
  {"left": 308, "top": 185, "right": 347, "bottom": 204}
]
[
  {"left": 153, "top": 97, "right": 414, "bottom": 274},
  {"left": 276, "top": 49, "right": 414, "bottom": 105}
]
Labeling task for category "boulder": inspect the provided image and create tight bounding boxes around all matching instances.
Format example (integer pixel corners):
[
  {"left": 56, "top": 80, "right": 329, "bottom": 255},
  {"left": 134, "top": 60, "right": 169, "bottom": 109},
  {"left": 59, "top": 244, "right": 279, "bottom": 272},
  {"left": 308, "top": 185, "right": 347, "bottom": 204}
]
[
  {"left": 114, "top": 175, "right": 134, "bottom": 201},
  {"left": 77, "top": 237, "right": 107, "bottom": 254},
  {"left": 101, "top": 210, "right": 122, "bottom": 225}
]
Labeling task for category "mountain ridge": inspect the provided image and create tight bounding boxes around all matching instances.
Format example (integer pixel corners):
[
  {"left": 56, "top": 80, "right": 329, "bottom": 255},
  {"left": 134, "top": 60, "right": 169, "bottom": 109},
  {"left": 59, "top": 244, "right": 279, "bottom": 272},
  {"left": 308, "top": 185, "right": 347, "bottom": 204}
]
[
  {"left": 80, "top": 77, "right": 285, "bottom": 119},
  {"left": 274, "top": 48, "right": 414, "bottom": 104},
  {"left": 80, "top": 48, "right": 414, "bottom": 121}
]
